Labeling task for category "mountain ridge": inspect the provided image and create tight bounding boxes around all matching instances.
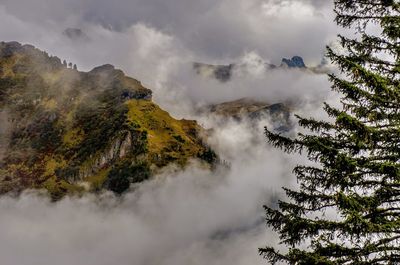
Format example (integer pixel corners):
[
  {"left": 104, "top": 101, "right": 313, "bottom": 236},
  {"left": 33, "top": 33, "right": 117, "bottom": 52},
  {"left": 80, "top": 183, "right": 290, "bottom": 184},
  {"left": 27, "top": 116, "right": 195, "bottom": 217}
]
[
  {"left": 0, "top": 41, "right": 215, "bottom": 199},
  {"left": 203, "top": 98, "right": 292, "bottom": 132},
  {"left": 193, "top": 55, "right": 329, "bottom": 82}
]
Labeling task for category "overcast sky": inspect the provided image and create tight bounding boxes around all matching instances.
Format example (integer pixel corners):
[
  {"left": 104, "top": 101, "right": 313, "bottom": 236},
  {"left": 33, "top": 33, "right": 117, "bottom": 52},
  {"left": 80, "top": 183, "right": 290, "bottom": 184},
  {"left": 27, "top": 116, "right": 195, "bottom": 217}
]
[{"left": 0, "top": 0, "right": 336, "bottom": 65}]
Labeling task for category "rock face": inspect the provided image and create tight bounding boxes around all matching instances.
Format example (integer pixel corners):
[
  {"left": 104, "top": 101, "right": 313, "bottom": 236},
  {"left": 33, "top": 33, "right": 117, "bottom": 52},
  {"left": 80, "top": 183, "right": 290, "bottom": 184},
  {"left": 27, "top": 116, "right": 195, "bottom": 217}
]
[
  {"left": 76, "top": 131, "right": 133, "bottom": 181},
  {"left": 0, "top": 41, "right": 213, "bottom": 198}
]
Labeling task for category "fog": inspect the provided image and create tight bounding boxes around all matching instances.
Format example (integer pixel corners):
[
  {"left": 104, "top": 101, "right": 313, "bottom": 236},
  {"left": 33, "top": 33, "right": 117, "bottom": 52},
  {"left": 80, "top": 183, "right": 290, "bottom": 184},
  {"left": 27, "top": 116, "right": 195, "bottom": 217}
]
[
  {"left": 0, "top": 0, "right": 341, "bottom": 264},
  {"left": 0, "top": 113, "right": 339, "bottom": 265},
  {"left": 0, "top": 117, "right": 304, "bottom": 265}
]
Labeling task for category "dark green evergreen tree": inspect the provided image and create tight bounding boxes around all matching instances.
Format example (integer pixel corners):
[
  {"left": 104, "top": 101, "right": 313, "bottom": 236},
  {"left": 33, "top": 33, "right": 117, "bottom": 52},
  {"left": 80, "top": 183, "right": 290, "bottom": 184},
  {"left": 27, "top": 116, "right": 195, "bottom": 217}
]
[{"left": 260, "top": 1, "right": 400, "bottom": 264}]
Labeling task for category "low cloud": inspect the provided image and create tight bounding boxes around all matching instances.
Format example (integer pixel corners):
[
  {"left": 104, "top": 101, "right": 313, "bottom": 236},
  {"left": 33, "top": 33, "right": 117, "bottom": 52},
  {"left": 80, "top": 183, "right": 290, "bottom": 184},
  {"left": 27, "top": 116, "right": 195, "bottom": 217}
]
[
  {"left": 0, "top": 116, "right": 305, "bottom": 265},
  {"left": 0, "top": 89, "right": 336, "bottom": 264}
]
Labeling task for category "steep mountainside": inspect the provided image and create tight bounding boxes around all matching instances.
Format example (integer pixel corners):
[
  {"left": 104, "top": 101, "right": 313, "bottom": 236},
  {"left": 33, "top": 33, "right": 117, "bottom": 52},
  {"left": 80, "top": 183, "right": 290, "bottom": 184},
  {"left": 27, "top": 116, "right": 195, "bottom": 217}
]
[{"left": 0, "top": 42, "right": 214, "bottom": 199}]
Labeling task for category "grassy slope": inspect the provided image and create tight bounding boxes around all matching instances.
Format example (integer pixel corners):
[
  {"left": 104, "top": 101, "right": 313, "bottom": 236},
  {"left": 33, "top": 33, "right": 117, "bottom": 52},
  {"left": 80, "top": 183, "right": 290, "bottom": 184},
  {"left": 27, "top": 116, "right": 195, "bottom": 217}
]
[
  {"left": 0, "top": 42, "right": 211, "bottom": 199},
  {"left": 126, "top": 99, "right": 205, "bottom": 166}
]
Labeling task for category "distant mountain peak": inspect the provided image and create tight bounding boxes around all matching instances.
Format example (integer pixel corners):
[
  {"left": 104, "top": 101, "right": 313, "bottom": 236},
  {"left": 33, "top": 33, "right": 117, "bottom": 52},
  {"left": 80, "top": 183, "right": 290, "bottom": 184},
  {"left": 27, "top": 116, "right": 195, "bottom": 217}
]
[
  {"left": 281, "top": 56, "right": 306, "bottom": 68},
  {"left": 193, "top": 55, "right": 308, "bottom": 82}
]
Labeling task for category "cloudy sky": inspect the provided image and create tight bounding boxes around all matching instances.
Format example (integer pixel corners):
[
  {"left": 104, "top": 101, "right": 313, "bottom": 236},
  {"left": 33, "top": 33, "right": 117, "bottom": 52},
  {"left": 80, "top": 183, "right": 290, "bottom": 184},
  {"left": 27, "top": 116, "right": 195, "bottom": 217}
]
[
  {"left": 0, "top": 1, "right": 342, "bottom": 265},
  {"left": 0, "top": 0, "right": 336, "bottom": 67}
]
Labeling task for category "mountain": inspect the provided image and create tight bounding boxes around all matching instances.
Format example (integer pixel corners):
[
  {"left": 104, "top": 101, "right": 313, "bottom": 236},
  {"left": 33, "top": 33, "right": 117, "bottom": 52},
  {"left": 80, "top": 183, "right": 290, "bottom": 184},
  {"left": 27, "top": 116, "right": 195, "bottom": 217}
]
[
  {"left": 193, "top": 56, "right": 328, "bottom": 82},
  {"left": 204, "top": 98, "right": 292, "bottom": 132},
  {"left": 0, "top": 41, "right": 215, "bottom": 199}
]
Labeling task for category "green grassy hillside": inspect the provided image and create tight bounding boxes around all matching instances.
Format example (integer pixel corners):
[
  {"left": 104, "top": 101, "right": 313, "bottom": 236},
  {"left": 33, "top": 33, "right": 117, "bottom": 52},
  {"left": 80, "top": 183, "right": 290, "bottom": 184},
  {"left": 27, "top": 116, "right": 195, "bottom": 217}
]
[{"left": 0, "top": 42, "right": 215, "bottom": 199}]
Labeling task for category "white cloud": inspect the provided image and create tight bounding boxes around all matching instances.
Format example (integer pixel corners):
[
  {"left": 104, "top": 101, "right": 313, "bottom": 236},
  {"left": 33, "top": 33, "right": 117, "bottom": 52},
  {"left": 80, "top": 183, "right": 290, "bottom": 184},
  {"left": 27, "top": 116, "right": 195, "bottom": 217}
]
[
  {"left": 0, "top": 0, "right": 336, "bottom": 62},
  {"left": 261, "top": 0, "right": 316, "bottom": 18},
  {"left": 0, "top": 116, "right": 301, "bottom": 265}
]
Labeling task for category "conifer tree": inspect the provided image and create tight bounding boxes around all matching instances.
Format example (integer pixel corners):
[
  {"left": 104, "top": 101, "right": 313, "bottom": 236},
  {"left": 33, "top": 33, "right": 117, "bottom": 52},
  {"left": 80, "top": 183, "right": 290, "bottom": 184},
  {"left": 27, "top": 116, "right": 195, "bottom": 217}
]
[{"left": 260, "top": 1, "right": 400, "bottom": 264}]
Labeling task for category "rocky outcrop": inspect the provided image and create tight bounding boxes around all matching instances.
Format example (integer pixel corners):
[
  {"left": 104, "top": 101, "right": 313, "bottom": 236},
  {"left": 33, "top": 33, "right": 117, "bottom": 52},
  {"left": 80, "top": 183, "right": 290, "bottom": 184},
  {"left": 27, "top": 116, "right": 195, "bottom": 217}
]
[
  {"left": 88, "top": 64, "right": 152, "bottom": 100},
  {"left": 281, "top": 56, "right": 306, "bottom": 68},
  {"left": 77, "top": 131, "right": 134, "bottom": 180}
]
